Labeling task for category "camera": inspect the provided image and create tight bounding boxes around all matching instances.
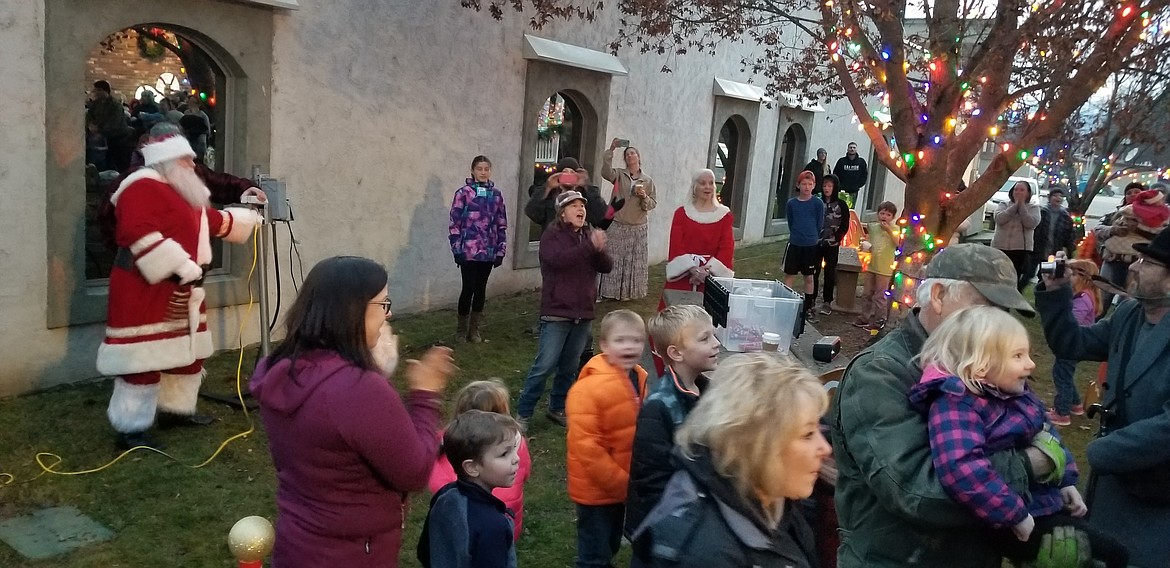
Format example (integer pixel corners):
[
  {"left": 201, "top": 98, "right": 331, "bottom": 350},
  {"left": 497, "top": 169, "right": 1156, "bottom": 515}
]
[{"left": 1037, "top": 258, "right": 1066, "bottom": 278}]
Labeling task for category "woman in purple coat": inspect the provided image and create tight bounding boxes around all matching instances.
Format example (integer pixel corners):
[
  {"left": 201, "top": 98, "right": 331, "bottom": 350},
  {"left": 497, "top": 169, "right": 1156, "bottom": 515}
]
[
  {"left": 251, "top": 256, "right": 455, "bottom": 567},
  {"left": 450, "top": 155, "right": 509, "bottom": 343}
]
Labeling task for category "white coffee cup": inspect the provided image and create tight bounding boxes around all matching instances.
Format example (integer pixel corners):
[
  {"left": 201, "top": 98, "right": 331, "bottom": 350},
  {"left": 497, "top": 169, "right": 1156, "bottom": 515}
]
[{"left": 761, "top": 332, "right": 782, "bottom": 352}]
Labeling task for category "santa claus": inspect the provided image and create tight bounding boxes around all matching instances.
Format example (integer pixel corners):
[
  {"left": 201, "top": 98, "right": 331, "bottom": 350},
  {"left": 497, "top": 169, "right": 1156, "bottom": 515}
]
[{"left": 97, "top": 133, "right": 261, "bottom": 449}]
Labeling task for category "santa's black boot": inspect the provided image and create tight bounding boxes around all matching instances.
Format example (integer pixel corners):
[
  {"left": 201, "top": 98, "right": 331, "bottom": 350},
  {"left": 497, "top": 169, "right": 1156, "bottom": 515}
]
[
  {"left": 156, "top": 370, "right": 215, "bottom": 429},
  {"left": 157, "top": 411, "right": 214, "bottom": 429},
  {"left": 108, "top": 377, "right": 163, "bottom": 450},
  {"left": 115, "top": 430, "right": 163, "bottom": 450}
]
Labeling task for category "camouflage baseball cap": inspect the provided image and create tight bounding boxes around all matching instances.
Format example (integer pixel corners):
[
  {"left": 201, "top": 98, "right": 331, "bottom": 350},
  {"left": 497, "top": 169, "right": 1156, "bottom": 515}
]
[{"left": 924, "top": 244, "right": 1035, "bottom": 316}]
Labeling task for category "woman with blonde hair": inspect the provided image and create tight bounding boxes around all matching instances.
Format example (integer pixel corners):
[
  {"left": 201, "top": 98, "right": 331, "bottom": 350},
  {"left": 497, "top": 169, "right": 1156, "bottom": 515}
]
[
  {"left": 661, "top": 169, "right": 735, "bottom": 303},
  {"left": 1046, "top": 259, "right": 1101, "bottom": 425},
  {"left": 633, "top": 354, "right": 829, "bottom": 567}
]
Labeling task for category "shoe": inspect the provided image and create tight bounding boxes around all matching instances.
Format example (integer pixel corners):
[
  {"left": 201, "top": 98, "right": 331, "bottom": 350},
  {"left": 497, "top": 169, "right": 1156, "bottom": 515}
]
[
  {"left": 1070, "top": 404, "right": 1085, "bottom": 416},
  {"left": 545, "top": 409, "right": 567, "bottom": 427},
  {"left": 852, "top": 317, "right": 870, "bottom": 329},
  {"left": 468, "top": 312, "right": 485, "bottom": 344},
  {"left": 455, "top": 314, "right": 469, "bottom": 344},
  {"left": 115, "top": 431, "right": 163, "bottom": 451},
  {"left": 819, "top": 304, "right": 833, "bottom": 316},
  {"left": 1046, "top": 410, "right": 1072, "bottom": 427},
  {"left": 157, "top": 411, "right": 215, "bottom": 429},
  {"left": 516, "top": 415, "right": 530, "bottom": 434},
  {"left": 804, "top": 311, "right": 819, "bottom": 324}
]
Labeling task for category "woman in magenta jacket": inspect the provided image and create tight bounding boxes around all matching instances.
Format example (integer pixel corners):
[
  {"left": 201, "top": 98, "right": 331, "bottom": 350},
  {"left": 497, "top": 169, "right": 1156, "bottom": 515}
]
[{"left": 251, "top": 256, "right": 455, "bottom": 567}]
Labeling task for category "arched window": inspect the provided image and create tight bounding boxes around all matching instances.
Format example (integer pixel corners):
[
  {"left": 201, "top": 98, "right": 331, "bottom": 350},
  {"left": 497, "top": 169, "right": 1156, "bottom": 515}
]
[
  {"left": 83, "top": 25, "right": 226, "bottom": 281},
  {"left": 529, "top": 92, "right": 586, "bottom": 241},
  {"left": 46, "top": 2, "right": 275, "bottom": 330}
]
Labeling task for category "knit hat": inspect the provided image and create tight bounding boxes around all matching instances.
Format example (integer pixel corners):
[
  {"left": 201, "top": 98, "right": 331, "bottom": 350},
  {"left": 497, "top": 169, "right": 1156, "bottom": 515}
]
[
  {"left": 141, "top": 134, "right": 196, "bottom": 167},
  {"left": 556, "top": 157, "right": 580, "bottom": 171},
  {"left": 555, "top": 190, "right": 587, "bottom": 210}
]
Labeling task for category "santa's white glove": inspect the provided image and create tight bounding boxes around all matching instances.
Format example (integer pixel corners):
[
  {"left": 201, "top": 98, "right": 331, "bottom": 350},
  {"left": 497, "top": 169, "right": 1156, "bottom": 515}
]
[
  {"left": 175, "top": 260, "right": 204, "bottom": 284},
  {"left": 229, "top": 207, "right": 265, "bottom": 226}
]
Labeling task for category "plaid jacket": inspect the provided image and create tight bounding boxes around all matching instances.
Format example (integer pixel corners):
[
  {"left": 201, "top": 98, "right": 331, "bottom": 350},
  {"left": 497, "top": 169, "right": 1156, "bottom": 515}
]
[{"left": 909, "top": 369, "right": 1077, "bottom": 529}]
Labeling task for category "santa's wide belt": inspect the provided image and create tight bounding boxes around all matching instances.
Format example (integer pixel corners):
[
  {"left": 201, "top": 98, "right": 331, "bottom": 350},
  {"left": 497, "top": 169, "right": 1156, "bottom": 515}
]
[{"left": 114, "top": 247, "right": 209, "bottom": 286}]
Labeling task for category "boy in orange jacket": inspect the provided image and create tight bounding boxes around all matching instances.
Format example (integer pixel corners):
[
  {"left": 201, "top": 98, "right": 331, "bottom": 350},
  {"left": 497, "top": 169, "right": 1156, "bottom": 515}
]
[{"left": 566, "top": 309, "right": 649, "bottom": 568}]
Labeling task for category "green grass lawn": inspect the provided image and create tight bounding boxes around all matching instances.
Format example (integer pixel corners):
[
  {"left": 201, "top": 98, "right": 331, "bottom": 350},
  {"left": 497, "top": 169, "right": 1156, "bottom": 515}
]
[{"left": 0, "top": 239, "right": 1102, "bottom": 567}]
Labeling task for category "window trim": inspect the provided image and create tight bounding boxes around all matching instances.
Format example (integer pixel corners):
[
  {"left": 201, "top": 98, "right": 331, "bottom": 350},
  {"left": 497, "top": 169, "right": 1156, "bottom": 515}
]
[{"left": 44, "top": 3, "right": 273, "bottom": 328}]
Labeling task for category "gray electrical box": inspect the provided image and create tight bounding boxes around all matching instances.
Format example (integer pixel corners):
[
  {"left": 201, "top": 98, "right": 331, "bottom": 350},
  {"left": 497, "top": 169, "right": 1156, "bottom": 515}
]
[{"left": 259, "top": 178, "right": 291, "bottom": 221}]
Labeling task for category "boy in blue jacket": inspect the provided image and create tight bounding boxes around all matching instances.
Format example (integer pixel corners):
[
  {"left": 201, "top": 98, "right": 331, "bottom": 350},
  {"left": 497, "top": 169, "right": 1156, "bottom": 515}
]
[{"left": 419, "top": 410, "right": 522, "bottom": 568}]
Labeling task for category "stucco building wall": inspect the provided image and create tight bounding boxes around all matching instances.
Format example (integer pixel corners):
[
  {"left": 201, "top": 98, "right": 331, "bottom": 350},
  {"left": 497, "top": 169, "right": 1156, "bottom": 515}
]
[{"left": 0, "top": 0, "right": 882, "bottom": 396}]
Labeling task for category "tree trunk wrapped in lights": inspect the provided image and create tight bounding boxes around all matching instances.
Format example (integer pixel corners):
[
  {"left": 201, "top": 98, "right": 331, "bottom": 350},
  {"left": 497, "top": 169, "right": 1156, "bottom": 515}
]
[{"left": 467, "top": 0, "right": 1170, "bottom": 307}]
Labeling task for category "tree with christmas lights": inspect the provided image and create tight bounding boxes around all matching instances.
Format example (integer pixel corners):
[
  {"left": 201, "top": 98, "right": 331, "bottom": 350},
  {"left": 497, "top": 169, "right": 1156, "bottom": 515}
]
[
  {"left": 465, "top": 0, "right": 1170, "bottom": 310},
  {"left": 1034, "top": 67, "right": 1170, "bottom": 221}
]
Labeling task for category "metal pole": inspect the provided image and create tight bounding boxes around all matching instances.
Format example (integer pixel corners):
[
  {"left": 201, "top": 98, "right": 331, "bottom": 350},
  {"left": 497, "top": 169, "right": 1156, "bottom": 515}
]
[{"left": 253, "top": 165, "right": 272, "bottom": 357}]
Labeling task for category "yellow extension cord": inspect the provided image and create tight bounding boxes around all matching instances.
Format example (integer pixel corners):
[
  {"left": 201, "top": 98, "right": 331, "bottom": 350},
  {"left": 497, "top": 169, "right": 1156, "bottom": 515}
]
[{"left": 0, "top": 225, "right": 263, "bottom": 486}]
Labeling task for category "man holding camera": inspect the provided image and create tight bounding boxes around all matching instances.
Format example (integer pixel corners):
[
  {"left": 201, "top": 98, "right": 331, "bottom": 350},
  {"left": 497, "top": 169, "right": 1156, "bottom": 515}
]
[{"left": 1035, "top": 228, "right": 1170, "bottom": 567}]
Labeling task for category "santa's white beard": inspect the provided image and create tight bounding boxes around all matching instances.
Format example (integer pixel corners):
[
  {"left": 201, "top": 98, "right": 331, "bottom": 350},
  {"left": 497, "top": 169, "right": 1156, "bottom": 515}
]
[{"left": 156, "top": 161, "right": 211, "bottom": 208}]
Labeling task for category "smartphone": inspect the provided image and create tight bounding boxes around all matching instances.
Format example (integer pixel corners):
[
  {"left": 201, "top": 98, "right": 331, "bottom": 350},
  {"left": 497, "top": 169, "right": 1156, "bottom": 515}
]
[{"left": 616, "top": 138, "right": 630, "bottom": 148}]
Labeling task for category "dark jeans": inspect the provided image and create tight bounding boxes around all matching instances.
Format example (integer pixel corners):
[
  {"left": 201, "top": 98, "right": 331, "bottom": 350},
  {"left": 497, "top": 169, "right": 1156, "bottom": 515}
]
[
  {"left": 989, "top": 513, "right": 1129, "bottom": 568},
  {"left": 1051, "top": 358, "right": 1082, "bottom": 415},
  {"left": 458, "top": 261, "right": 494, "bottom": 315},
  {"left": 813, "top": 243, "right": 841, "bottom": 303},
  {"left": 1002, "top": 249, "right": 1032, "bottom": 291},
  {"left": 516, "top": 318, "right": 592, "bottom": 417},
  {"left": 576, "top": 503, "right": 624, "bottom": 568}
]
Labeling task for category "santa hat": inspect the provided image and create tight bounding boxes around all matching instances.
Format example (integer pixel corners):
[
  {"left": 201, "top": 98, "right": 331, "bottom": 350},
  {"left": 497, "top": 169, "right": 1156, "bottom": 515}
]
[
  {"left": 141, "top": 134, "right": 195, "bottom": 167},
  {"left": 1130, "top": 189, "right": 1170, "bottom": 229}
]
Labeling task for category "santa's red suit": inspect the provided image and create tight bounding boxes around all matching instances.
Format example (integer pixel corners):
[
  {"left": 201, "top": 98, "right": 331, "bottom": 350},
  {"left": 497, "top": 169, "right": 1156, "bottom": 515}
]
[{"left": 97, "top": 135, "right": 260, "bottom": 436}]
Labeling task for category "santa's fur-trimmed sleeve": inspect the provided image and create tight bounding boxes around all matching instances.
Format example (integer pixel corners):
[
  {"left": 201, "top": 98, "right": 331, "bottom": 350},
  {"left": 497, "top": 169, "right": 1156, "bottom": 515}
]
[
  {"left": 666, "top": 254, "right": 702, "bottom": 281},
  {"left": 131, "top": 232, "right": 193, "bottom": 284},
  {"left": 702, "top": 257, "right": 734, "bottom": 278},
  {"left": 212, "top": 207, "right": 262, "bottom": 244}
]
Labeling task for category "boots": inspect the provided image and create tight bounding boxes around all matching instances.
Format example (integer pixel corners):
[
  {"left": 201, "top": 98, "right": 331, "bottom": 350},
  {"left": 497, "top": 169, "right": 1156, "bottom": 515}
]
[
  {"left": 468, "top": 312, "right": 485, "bottom": 343},
  {"left": 455, "top": 314, "right": 469, "bottom": 343}
]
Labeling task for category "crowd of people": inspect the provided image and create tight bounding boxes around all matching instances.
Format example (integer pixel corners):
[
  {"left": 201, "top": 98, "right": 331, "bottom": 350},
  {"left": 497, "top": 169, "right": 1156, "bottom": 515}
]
[{"left": 94, "top": 124, "right": 1170, "bottom": 567}]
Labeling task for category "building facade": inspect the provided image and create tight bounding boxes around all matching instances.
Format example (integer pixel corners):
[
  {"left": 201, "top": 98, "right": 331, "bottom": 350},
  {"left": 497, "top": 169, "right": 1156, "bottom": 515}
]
[{"left": 0, "top": 0, "right": 897, "bottom": 396}]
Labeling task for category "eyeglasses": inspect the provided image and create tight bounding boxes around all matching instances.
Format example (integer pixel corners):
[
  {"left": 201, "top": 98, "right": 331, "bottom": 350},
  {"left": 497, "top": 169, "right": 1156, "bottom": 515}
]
[{"left": 369, "top": 299, "right": 393, "bottom": 315}]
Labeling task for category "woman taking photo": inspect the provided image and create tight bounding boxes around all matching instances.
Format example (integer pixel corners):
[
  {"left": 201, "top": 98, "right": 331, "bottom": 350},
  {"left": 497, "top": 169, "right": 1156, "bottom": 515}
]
[
  {"left": 991, "top": 180, "right": 1041, "bottom": 290},
  {"left": 515, "top": 190, "right": 614, "bottom": 430},
  {"left": 633, "top": 354, "right": 831, "bottom": 567},
  {"left": 449, "top": 155, "right": 508, "bottom": 343},
  {"left": 599, "top": 138, "right": 657, "bottom": 301},
  {"left": 251, "top": 256, "right": 455, "bottom": 567}
]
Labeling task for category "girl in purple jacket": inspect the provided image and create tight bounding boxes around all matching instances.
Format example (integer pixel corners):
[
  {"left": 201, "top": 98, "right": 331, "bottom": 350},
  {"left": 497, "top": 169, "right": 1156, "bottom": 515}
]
[
  {"left": 1047, "top": 259, "right": 1101, "bottom": 425},
  {"left": 449, "top": 156, "right": 508, "bottom": 344},
  {"left": 908, "top": 306, "right": 1127, "bottom": 567},
  {"left": 251, "top": 256, "right": 456, "bottom": 567}
]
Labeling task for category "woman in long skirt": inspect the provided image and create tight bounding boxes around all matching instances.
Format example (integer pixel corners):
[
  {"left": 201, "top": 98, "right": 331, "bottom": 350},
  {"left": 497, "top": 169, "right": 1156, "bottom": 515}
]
[{"left": 599, "top": 138, "right": 656, "bottom": 300}]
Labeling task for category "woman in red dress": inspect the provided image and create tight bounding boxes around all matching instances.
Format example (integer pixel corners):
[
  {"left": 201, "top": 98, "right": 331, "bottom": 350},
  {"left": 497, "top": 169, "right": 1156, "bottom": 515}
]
[{"left": 662, "top": 168, "right": 735, "bottom": 301}]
